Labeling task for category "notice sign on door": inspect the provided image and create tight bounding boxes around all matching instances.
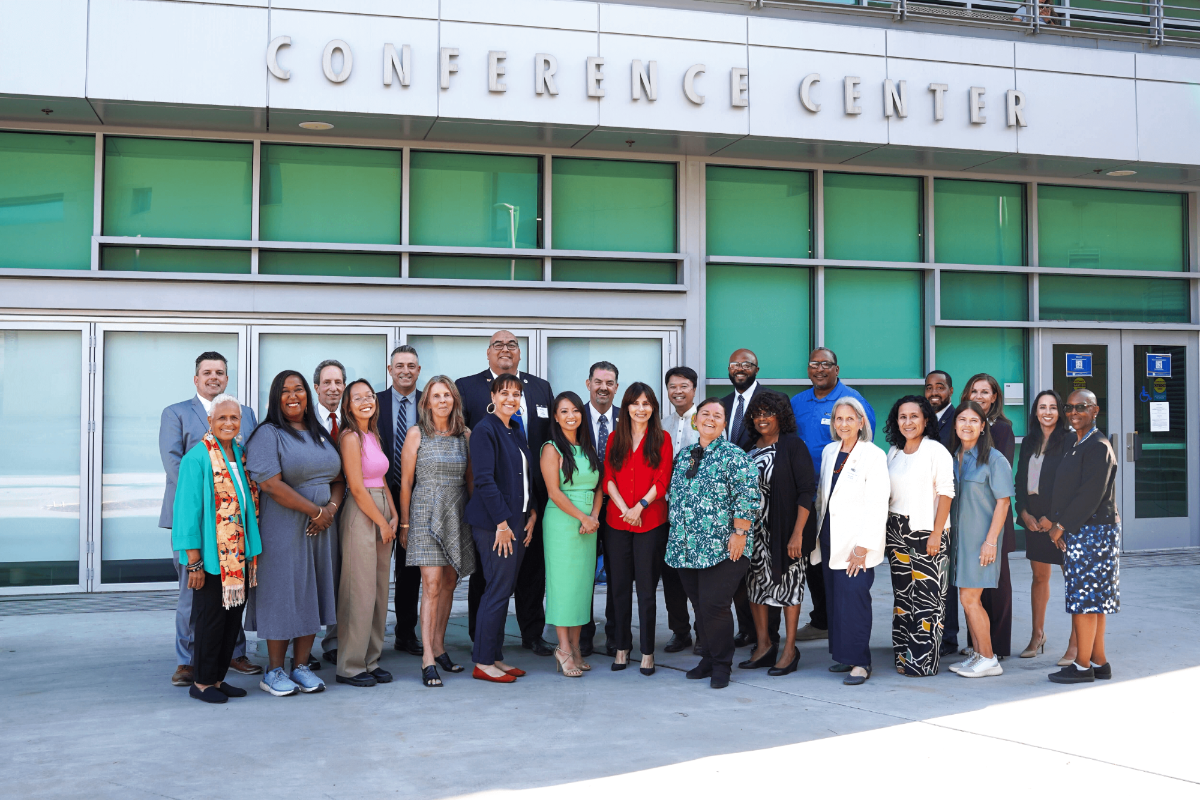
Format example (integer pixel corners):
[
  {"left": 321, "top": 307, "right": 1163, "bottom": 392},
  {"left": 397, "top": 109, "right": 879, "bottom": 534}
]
[
  {"left": 1066, "top": 353, "right": 1092, "bottom": 377},
  {"left": 1147, "top": 353, "right": 1172, "bottom": 378},
  {"left": 1150, "top": 402, "right": 1170, "bottom": 432}
]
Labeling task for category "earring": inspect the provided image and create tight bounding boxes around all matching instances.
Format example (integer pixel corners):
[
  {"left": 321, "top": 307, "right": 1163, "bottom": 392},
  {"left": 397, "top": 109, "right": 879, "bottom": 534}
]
[
  {"left": 487, "top": 402, "right": 496, "bottom": 414},
  {"left": 690, "top": 416, "right": 699, "bottom": 431}
]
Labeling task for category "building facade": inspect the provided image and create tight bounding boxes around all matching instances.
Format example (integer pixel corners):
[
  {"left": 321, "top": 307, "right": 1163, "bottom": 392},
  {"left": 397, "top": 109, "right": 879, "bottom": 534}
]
[{"left": 2, "top": 0, "right": 1198, "bottom": 594}]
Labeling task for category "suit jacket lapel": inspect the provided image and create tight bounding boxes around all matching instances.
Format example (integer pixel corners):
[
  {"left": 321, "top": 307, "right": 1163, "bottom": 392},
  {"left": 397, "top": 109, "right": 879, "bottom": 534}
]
[{"left": 189, "top": 397, "right": 209, "bottom": 431}]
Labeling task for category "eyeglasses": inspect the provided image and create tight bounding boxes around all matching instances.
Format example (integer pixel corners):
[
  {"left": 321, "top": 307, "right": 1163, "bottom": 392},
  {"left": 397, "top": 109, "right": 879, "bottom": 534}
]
[
  {"left": 490, "top": 341, "right": 520, "bottom": 351},
  {"left": 728, "top": 361, "right": 758, "bottom": 371},
  {"left": 350, "top": 392, "right": 376, "bottom": 403},
  {"left": 750, "top": 411, "right": 776, "bottom": 420},
  {"left": 808, "top": 360, "right": 836, "bottom": 370},
  {"left": 685, "top": 445, "right": 706, "bottom": 479},
  {"left": 1062, "top": 403, "right": 1096, "bottom": 413}
]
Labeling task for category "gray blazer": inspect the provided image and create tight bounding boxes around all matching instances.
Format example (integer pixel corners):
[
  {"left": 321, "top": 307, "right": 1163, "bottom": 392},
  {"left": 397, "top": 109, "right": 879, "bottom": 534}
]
[{"left": 158, "top": 396, "right": 258, "bottom": 529}]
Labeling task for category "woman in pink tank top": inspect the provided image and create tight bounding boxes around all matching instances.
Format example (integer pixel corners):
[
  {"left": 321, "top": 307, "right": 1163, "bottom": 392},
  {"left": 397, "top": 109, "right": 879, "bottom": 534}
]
[{"left": 335, "top": 379, "right": 398, "bottom": 687}]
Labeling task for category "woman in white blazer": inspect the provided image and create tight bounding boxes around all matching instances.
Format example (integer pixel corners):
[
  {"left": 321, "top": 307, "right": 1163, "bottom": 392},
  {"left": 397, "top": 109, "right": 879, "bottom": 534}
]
[{"left": 812, "top": 396, "right": 889, "bottom": 685}]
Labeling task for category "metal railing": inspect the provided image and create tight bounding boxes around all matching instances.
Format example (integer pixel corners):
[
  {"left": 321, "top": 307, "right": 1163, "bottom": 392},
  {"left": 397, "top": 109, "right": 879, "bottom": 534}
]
[{"left": 754, "top": 0, "right": 1200, "bottom": 47}]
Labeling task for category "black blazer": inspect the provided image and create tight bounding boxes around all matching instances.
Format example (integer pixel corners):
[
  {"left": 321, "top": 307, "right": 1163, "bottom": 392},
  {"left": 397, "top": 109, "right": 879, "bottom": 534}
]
[
  {"left": 1014, "top": 434, "right": 1066, "bottom": 525},
  {"left": 465, "top": 413, "right": 534, "bottom": 530},
  {"left": 935, "top": 407, "right": 955, "bottom": 449},
  {"left": 1050, "top": 429, "right": 1119, "bottom": 534},
  {"left": 376, "top": 386, "right": 421, "bottom": 490},
  {"left": 456, "top": 369, "right": 555, "bottom": 454},
  {"left": 721, "top": 386, "right": 788, "bottom": 451},
  {"left": 751, "top": 433, "right": 816, "bottom": 583}
]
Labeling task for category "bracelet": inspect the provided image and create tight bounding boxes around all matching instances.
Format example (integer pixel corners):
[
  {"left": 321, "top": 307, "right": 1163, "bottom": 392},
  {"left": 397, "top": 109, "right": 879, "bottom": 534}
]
[
  {"left": 399, "top": 523, "right": 410, "bottom": 528},
  {"left": 983, "top": 541, "right": 997, "bottom": 548},
  {"left": 310, "top": 509, "right": 322, "bottom": 521},
  {"left": 186, "top": 560, "right": 203, "bottom": 573}
]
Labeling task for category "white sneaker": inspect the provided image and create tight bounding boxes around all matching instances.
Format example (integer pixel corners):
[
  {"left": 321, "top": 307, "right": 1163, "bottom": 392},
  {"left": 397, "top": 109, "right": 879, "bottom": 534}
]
[
  {"left": 948, "top": 653, "right": 980, "bottom": 674},
  {"left": 957, "top": 655, "right": 1003, "bottom": 678}
]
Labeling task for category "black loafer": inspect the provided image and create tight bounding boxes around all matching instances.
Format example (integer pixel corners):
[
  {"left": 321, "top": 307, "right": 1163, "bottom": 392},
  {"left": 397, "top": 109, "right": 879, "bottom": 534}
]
[
  {"left": 307, "top": 656, "right": 322, "bottom": 671},
  {"left": 843, "top": 666, "right": 872, "bottom": 686},
  {"left": 522, "top": 637, "right": 555, "bottom": 657},
  {"left": 578, "top": 640, "right": 595, "bottom": 658},
  {"left": 335, "top": 672, "right": 378, "bottom": 687},
  {"left": 604, "top": 642, "right": 618, "bottom": 657},
  {"left": 738, "top": 644, "right": 779, "bottom": 670},
  {"left": 1093, "top": 662, "right": 1112, "bottom": 680},
  {"left": 710, "top": 675, "right": 730, "bottom": 689},
  {"left": 686, "top": 661, "right": 713, "bottom": 680},
  {"left": 1049, "top": 665, "right": 1094, "bottom": 684},
  {"left": 216, "top": 682, "right": 247, "bottom": 698},
  {"left": 693, "top": 641, "right": 703, "bottom": 656},
  {"left": 189, "top": 685, "right": 228, "bottom": 704},
  {"left": 828, "top": 663, "right": 854, "bottom": 673},
  {"left": 394, "top": 638, "right": 423, "bottom": 656},
  {"left": 663, "top": 634, "right": 693, "bottom": 654},
  {"left": 370, "top": 667, "right": 393, "bottom": 684},
  {"left": 322, "top": 649, "right": 338, "bottom": 665},
  {"left": 733, "top": 632, "right": 755, "bottom": 648},
  {"left": 939, "top": 641, "right": 959, "bottom": 658}
]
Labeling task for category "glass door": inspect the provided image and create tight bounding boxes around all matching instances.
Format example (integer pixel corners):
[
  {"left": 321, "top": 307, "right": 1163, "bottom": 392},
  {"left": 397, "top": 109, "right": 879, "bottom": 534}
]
[
  {"left": 397, "top": 327, "right": 538, "bottom": 388},
  {"left": 539, "top": 330, "right": 675, "bottom": 402}
]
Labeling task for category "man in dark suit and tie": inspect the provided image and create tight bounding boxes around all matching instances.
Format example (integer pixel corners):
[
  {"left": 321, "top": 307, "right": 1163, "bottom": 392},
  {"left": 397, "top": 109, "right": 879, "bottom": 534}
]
[
  {"left": 376, "top": 345, "right": 425, "bottom": 656},
  {"left": 579, "top": 361, "right": 619, "bottom": 657},
  {"left": 313, "top": 359, "right": 346, "bottom": 665},
  {"left": 456, "top": 330, "right": 556, "bottom": 656},
  {"left": 925, "top": 368, "right": 961, "bottom": 654},
  {"left": 158, "top": 351, "right": 260, "bottom": 687}
]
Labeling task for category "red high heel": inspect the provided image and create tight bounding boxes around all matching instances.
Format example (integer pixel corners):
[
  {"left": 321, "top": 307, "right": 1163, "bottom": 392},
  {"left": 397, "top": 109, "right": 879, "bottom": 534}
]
[{"left": 473, "top": 666, "right": 516, "bottom": 683}]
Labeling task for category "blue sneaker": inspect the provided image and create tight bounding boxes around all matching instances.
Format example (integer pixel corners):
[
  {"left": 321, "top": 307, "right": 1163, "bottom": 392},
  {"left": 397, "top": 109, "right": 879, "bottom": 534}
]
[
  {"left": 259, "top": 667, "right": 299, "bottom": 697},
  {"left": 290, "top": 664, "right": 326, "bottom": 694}
]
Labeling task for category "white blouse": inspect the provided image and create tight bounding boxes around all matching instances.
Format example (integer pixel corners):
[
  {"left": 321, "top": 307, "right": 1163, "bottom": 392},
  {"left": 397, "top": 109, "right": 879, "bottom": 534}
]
[{"left": 887, "top": 437, "right": 956, "bottom": 533}]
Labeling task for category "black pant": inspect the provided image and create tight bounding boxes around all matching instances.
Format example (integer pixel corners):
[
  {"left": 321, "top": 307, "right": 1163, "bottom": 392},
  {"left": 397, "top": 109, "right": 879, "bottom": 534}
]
[
  {"left": 190, "top": 574, "right": 244, "bottom": 686},
  {"left": 582, "top": 512, "right": 617, "bottom": 647},
  {"left": 733, "top": 577, "right": 781, "bottom": 643},
  {"left": 661, "top": 563, "right": 692, "bottom": 638},
  {"left": 977, "top": 550, "right": 1013, "bottom": 657},
  {"left": 389, "top": 484, "right": 422, "bottom": 642},
  {"left": 468, "top": 506, "right": 547, "bottom": 643},
  {"left": 805, "top": 560, "right": 828, "bottom": 629},
  {"left": 943, "top": 580, "right": 960, "bottom": 647},
  {"left": 605, "top": 523, "right": 668, "bottom": 654},
  {"left": 678, "top": 557, "right": 750, "bottom": 679}
]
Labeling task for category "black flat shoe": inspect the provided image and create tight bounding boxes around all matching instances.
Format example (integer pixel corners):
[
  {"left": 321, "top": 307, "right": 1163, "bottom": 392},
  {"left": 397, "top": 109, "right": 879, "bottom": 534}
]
[
  {"left": 1093, "top": 662, "right": 1112, "bottom": 680},
  {"left": 663, "top": 634, "right": 693, "bottom": 653},
  {"left": 828, "top": 663, "right": 853, "bottom": 673},
  {"left": 579, "top": 640, "right": 595, "bottom": 658},
  {"left": 686, "top": 660, "right": 713, "bottom": 680},
  {"left": 843, "top": 666, "right": 871, "bottom": 686},
  {"left": 604, "top": 642, "right": 618, "bottom": 657},
  {"left": 733, "top": 631, "right": 755, "bottom": 648},
  {"left": 768, "top": 647, "right": 801, "bottom": 677},
  {"left": 422, "top": 665, "right": 443, "bottom": 687},
  {"left": 335, "top": 672, "right": 377, "bottom": 687},
  {"left": 1049, "top": 665, "right": 1094, "bottom": 684},
  {"left": 306, "top": 657, "right": 322, "bottom": 671},
  {"left": 394, "top": 638, "right": 424, "bottom": 656},
  {"left": 738, "top": 643, "right": 779, "bottom": 670},
  {"left": 322, "top": 649, "right": 337, "bottom": 665},
  {"left": 370, "top": 667, "right": 393, "bottom": 684},
  {"left": 710, "top": 675, "right": 730, "bottom": 689},
  {"left": 434, "top": 653, "right": 464, "bottom": 674},
  {"left": 522, "top": 637, "right": 555, "bottom": 657},
  {"left": 189, "top": 685, "right": 228, "bottom": 704},
  {"left": 939, "top": 641, "right": 959, "bottom": 658},
  {"left": 216, "top": 682, "right": 247, "bottom": 697}
]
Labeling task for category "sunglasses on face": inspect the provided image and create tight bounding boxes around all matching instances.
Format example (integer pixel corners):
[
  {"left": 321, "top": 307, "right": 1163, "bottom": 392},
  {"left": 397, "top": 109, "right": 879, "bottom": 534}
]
[
  {"left": 685, "top": 445, "right": 706, "bottom": 479},
  {"left": 1062, "top": 403, "right": 1096, "bottom": 413}
]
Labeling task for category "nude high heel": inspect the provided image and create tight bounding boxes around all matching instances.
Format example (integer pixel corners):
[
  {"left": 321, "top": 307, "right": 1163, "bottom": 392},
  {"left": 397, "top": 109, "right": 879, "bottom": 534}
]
[{"left": 1020, "top": 634, "right": 1047, "bottom": 659}]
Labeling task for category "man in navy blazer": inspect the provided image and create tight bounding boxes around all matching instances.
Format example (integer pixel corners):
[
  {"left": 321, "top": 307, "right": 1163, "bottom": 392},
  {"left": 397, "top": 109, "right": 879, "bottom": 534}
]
[
  {"left": 158, "top": 351, "right": 259, "bottom": 687},
  {"left": 579, "top": 361, "right": 619, "bottom": 656},
  {"left": 376, "top": 345, "right": 424, "bottom": 656},
  {"left": 456, "top": 330, "right": 556, "bottom": 656}
]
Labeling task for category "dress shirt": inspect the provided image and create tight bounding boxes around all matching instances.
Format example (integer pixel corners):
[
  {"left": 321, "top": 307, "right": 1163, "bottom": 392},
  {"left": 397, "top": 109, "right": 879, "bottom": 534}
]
[
  {"left": 790, "top": 381, "right": 877, "bottom": 476},
  {"left": 603, "top": 434, "right": 674, "bottom": 531},
  {"left": 316, "top": 401, "right": 339, "bottom": 434},
  {"left": 390, "top": 386, "right": 419, "bottom": 432},
  {"left": 196, "top": 394, "right": 214, "bottom": 415},
  {"left": 663, "top": 405, "right": 698, "bottom": 456},
  {"left": 726, "top": 380, "right": 758, "bottom": 440},
  {"left": 589, "top": 403, "right": 616, "bottom": 449}
]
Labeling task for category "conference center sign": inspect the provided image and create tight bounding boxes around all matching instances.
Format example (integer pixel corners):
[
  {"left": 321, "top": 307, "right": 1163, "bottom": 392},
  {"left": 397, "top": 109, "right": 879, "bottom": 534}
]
[{"left": 266, "top": 36, "right": 1030, "bottom": 128}]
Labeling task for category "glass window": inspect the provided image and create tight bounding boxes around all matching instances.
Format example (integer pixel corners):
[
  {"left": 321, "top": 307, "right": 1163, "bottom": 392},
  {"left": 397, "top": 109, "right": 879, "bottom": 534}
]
[
  {"left": 552, "top": 260, "right": 676, "bottom": 284},
  {"left": 824, "top": 268, "right": 924, "bottom": 378},
  {"left": 101, "top": 331, "right": 240, "bottom": 584},
  {"left": 0, "top": 131, "right": 94, "bottom": 270},
  {"left": 940, "top": 272, "right": 1028, "bottom": 321},
  {"left": 934, "top": 179, "right": 1024, "bottom": 266},
  {"left": 552, "top": 158, "right": 676, "bottom": 253},
  {"left": 101, "top": 246, "right": 250, "bottom": 274},
  {"left": 410, "top": 151, "right": 541, "bottom": 249},
  {"left": 824, "top": 173, "right": 922, "bottom": 263},
  {"left": 706, "top": 265, "right": 810, "bottom": 380},
  {"left": 935, "top": 327, "right": 1027, "bottom": 437},
  {"left": 1039, "top": 275, "right": 1189, "bottom": 323},
  {"left": 706, "top": 166, "right": 812, "bottom": 258},
  {"left": 259, "top": 251, "right": 399, "bottom": 278},
  {"left": 1037, "top": 185, "right": 1186, "bottom": 271},
  {"left": 260, "top": 144, "right": 401, "bottom": 244},
  {"left": 404, "top": 335, "right": 529, "bottom": 384},
  {"left": 547, "top": 337, "right": 663, "bottom": 400},
  {"left": 848, "top": 384, "right": 924, "bottom": 449},
  {"left": 103, "top": 137, "right": 252, "bottom": 240},
  {"left": 256, "top": 333, "right": 388, "bottom": 419},
  {"left": 409, "top": 256, "right": 541, "bottom": 281},
  {"left": 1132, "top": 344, "right": 1187, "bottom": 519},
  {"left": 0, "top": 330, "right": 83, "bottom": 587}
]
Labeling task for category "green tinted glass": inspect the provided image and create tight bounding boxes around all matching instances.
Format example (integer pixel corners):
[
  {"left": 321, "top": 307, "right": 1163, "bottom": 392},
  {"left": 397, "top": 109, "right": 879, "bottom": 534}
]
[
  {"left": 934, "top": 179, "right": 1024, "bottom": 266},
  {"left": 1037, "top": 185, "right": 1185, "bottom": 271},
  {"left": 260, "top": 144, "right": 401, "bottom": 244},
  {"left": 0, "top": 131, "right": 94, "bottom": 270},
  {"left": 1039, "top": 275, "right": 1189, "bottom": 323},
  {"left": 935, "top": 327, "right": 1027, "bottom": 436},
  {"left": 705, "top": 166, "right": 811, "bottom": 258},
  {"left": 940, "top": 272, "right": 1028, "bottom": 321},
  {"left": 848, "top": 384, "right": 924, "bottom": 449},
  {"left": 259, "top": 251, "right": 399, "bottom": 278},
  {"left": 706, "top": 265, "right": 810, "bottom": 379},
  {"left": 552, "top": 158, "right": 676, "bottom": 252},
  {"left": 103, "top": 137, "right": 252, "bottom": 239},
  {"left": 824, "top": 173, "right": 922, "bottom": 262},
  {"left": 101, "top": 247, "right": 250, "bottom": 274},
  {"left": 553, "top": 260, "right": 676, "bottom": 284},
  {"left": 409, "top": 255, "right": 541, "bottom": 281},
  {"left": 410, "top": 151, "right": 541, "bottom": 248},
  {"left": 824, "top": 268, "right": 923, "bottom": 378}
]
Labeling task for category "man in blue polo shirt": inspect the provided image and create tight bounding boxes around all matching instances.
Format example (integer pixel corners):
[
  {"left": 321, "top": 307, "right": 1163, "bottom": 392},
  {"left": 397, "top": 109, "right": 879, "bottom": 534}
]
[{"left": 790, "top": 347, "right": 876, "bottom": 642}]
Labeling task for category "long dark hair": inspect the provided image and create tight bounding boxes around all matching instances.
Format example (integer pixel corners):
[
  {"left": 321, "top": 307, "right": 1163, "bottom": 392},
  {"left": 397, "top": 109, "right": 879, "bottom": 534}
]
[
  {"left": 1024, "top": 389, "right": 1067, "bottom": 456},
  {"left": 607, "top": 382, "right": 665, "bottom": 471},
  {"left": 949, "top": 400, "right": 994, "bottom": 465},
  {"left": 339, "top": 378, "right": 380, "bottom": 443},
  {"left": 549, "top": 391, "right": 602, "bottom": 485},
  {"left": 884, "top": 395, "right": 941, "bottom": 449},
  {"left": 960, "top": 372, "right": 1010, "bottom": 425},
  {"left": 248, "top": 369, "right": 331, "bottom": 448}
]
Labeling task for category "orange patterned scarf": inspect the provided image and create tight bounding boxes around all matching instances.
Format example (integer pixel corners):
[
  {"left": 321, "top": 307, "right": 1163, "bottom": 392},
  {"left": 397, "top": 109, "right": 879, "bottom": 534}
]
[{"left": 203, "top": 434, "right": 259, "bottom": 609}]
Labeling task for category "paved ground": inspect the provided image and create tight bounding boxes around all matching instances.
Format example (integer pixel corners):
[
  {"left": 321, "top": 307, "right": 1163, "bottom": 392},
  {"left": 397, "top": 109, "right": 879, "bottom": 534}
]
[{"left": 2, "top": 557, "right": 1198, "bottom": 798}]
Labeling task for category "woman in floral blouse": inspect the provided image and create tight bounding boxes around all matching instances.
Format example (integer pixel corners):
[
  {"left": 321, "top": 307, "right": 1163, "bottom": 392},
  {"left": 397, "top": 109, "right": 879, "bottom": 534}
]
[{"left": 666, "top": 397, "right": 760, "bottom": 689}]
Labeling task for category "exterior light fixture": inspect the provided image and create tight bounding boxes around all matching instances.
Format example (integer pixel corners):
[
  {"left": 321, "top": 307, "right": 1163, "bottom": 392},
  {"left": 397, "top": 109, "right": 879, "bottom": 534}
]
[
  {"left": 1106, "top": 170, "right": 1137, "bottom": 177},
  {"left": 299, "top": 121, "right": 334, "bottom": 130}
]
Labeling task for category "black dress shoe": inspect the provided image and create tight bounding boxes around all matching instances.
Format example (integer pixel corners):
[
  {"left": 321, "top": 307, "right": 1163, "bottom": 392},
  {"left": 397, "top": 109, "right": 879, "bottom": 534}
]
[
  {"left": 522, "top": 637, "right": 554, "bottom": 657},
  {"left": 370, "top": 667, "right": 393, "bottom": 684},
  {"left": 939, "top": 641, "right": 959, "bottom": 658},
  {"left": 738, "top": 643, "right": 779, "bottom": 670},
  {"left": 579, "top": 640, "right": 595, "bottom": 658},
  {"left": 693, "top": 641, "right": 703, "bottom": 656},
  {"left": 189, "top": 685, "right": 228, "bottom": 704},
  {"left": 663, "top": 634, "right": 693, "bottom": 653},
  {"left": 686, "top": 660, "right": 713, "bottom": 680},
  {"left": 828, "top": 662, "right": 853, "bottom": 673},
  {"left": 307, "top": 656, "right": 322, "bottom": 671},
  {"left": 322, "top": 649, "right": 337, "bottom": 665},
  {"left": 768, "top": 647, "right": 801, "bottom": 677},
  {"left": 710, "top": 675, "right": 730, "bottom": 689},
  {"left": 394, "top": 638, "right": 423, "bottom": 656},
  {"left": 604, "top": 642, "right": 618, "bottom": 658},
  {"left": 335, "top": 672, "right": 378, "bottom": 687},
  {"left": 733, "top": 631, "right": 755, "bottom": 648}
]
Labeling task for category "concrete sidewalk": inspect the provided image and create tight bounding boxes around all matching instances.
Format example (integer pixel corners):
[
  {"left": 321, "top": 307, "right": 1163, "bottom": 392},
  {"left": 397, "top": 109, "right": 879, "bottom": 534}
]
[{"left": 1, "top": 558, "right": 1197, "bottom": 798}]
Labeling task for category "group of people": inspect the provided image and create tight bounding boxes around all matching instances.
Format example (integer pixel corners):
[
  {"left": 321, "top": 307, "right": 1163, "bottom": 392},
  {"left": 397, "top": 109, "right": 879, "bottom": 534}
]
[{"left": 160, "top": 333, "right": 1121, "bottom": 702}]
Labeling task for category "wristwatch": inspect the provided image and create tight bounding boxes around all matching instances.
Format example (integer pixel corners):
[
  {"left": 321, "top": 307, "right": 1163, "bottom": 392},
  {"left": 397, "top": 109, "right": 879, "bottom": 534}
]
[{"left": 638, "top": 499, "right": 650, "bottom": 509}]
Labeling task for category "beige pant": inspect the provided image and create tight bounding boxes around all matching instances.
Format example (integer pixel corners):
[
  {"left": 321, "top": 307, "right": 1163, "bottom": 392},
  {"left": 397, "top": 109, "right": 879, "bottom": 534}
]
[{"left": 336, "top": 486, "right": 394, "bottom": 678}]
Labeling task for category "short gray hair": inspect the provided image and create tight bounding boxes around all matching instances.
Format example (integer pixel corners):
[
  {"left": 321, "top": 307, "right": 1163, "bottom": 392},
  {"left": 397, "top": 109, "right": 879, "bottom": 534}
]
[
  {"left": 829, "top": 396, "right": 872, "bottom": 442},
  {"left": 313, "top": 359, "right": 346, "bottom": 387},
  {"left": 209, "top": 393, "right": 240, "bottom": 413}
]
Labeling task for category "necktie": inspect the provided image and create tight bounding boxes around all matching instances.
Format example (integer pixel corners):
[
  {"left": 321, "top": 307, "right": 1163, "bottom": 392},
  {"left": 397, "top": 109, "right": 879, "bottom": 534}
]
[
  {"left": 391, "top": 395, "right": 408, "bottom": 486},
  {"left": 732, "top": 394, "right": 745, "bottom": 445},
  {"left": 329, "top": 413, "right": 338, "bottom": 439},
  {"left": 597, "top": 413, "right": 609, "bottom": 460},
  {"left": 512, "top": 408, "right": 526, "bottom": 436}
]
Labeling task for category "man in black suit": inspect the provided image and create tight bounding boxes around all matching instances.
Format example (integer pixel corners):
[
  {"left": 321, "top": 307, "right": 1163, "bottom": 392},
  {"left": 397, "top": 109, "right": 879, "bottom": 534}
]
[
  {"left": 925, "top": 368, "right": 960, "bottom": 654},
  {"left": 720, "top": 348, "right": 786, "bottom": 649},
  {"left": 456, "top": 330, "right": 556, "bottom": 656},
  {"left": 377, "top": 345, "right": 424, "bottom": 656},
  {"left": 579, "top": 361, "right": 619, "bottom": 657}
]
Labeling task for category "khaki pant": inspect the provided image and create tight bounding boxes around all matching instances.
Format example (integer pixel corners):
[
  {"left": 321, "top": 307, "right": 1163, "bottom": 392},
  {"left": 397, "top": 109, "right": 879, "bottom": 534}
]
[{"left": 336, "top": 487, "right": 394, "bottom": 678}]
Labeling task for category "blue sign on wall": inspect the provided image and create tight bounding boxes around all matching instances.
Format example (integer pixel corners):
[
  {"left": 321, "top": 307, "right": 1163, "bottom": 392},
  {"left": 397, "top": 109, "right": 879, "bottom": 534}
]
[
  {"left": 1146, "top": 353, "right": 1172, "bottom": 378},
  {"left": 1065, "top": 353, "right": 1092, "bottom": 377}
]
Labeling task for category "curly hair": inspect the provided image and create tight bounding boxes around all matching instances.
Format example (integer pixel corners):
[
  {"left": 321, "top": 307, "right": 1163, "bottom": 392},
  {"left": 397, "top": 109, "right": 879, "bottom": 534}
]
[
  {"left": 884, "top": 395, "right": 941, "bottom": 449},
  {"left": 745, "top": 391, "right": 797, "bottom": 440}
]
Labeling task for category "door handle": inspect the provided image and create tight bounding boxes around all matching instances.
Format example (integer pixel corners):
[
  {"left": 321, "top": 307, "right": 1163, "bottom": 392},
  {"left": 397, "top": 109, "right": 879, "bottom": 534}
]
[{"left": 1124, "top": 431, "right": 1141, "bottom": 462}]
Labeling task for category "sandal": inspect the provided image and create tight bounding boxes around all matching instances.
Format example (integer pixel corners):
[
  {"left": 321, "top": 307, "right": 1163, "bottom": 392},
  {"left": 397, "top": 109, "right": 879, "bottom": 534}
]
[
  {"left": 555, "top": 647, "right": 582, "bottom": 678},
  {"left": 434, "top": 652, "right": 464, "bottom": 674},
  {"left": 572, "top": 648, "right": 591, "bottom": 671},
  {"left": 421, "top": 665, "right": 443, "bottom": 687}
]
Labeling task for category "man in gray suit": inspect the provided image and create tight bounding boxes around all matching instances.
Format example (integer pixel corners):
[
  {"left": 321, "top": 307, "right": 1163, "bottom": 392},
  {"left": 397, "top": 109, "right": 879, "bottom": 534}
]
[{"left": 159, "top": 351, "right": 261, "bottom": 687}]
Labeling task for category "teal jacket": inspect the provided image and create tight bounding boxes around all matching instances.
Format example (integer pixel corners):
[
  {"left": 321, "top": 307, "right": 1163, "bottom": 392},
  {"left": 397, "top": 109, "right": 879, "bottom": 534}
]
[{"left": 171, "top": 440, "right": 262, "bottom": 575}]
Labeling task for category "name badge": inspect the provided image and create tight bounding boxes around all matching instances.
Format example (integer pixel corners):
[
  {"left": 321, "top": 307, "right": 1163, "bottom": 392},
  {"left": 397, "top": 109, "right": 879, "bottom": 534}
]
[
  {"left": 536, "top": 405, "right": 549, "bottom": 418},
  {"left": 821, "top": 418, "right": 831, "bottom": 425}
]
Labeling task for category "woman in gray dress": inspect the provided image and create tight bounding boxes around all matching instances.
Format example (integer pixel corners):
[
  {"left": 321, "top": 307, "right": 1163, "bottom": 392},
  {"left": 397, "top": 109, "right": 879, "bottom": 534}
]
[
  {"left": 245, "top": 370, "right": 344, "bottom": 697},
  {"left": 399, "top": 376, "right": 474, "bottom": 687}
]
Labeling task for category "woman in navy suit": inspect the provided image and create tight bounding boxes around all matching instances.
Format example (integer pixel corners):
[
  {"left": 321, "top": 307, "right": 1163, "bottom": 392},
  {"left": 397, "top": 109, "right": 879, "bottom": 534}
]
[{"left": 465, "top": 373, "right": 538, "bottom": 683}]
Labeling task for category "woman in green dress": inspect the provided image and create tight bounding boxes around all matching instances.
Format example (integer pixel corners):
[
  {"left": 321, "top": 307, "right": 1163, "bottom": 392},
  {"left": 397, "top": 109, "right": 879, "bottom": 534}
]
[{"left": 540, "top": 391, "right": 604, "bottom": 678}]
